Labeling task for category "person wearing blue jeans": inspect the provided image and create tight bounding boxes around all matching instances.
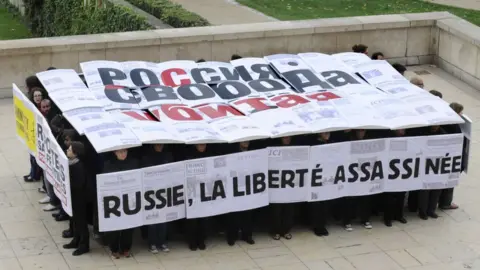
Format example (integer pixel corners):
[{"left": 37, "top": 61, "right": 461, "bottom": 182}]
[{"left": 148, "top": 223, "right": 169, "bottom": 253}]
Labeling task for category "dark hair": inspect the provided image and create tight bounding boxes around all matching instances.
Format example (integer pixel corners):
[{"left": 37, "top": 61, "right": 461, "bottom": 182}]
[
  {"left": 70, "top": 141, "right": 85, "bottom": 158},
  {"left": 28, "top": 87, "right": 45, "bottom": 103},
  {"left": 63, "top": 129, "right": 79, "bottom": 141},
  {"left": 371, "top": 52, "right": 384, "bottom": 60},
  {"left": 352, "top": 44, "right": 368, "bottom": 53},
  {"left": 196, "top": 59, "right": 206, "bottom": 63},
  {"left": 25, "top": 76, "right": 42, "bottom": 92},
  {"left": 429, "top": 90, "right": 443, "bottom": 99},
  {"left": 391, "top": 63, "right": 406, "bottom": 75},
  {"left": 47, "top": 67, "right": 57, "bottom": 71},
  {"left": 231, "top": 54, "right": 242, "bottom": 60},
  {"left": 449, "top": 102, "right": 464, "bottom": 114}
]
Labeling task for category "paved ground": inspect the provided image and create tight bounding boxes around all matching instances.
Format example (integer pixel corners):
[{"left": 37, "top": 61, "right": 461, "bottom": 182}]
[
  {"left": 168, "top": 0, "right": 276, "bottom": 25},
  {"left": 0, "top": 65, "right": 479, "bottom": 269},
  {"left": 426, "top": 0, "right": 480, "bottom": 10}
]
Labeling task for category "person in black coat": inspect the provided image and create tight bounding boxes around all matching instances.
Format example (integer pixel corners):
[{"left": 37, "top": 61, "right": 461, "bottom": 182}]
[
  {"left": 417, "top": 125, "right": 446, "bottom": 220},
  {"left": 225, "top": 141, "right": 255, "bottom": 246},
  {"left": 308, "top": 132, "right": 333, "bottom": 236},
  {"left": 63, "top": 141, "right": 90, "bottom": 256},
  {"left": 140, "top": 144, "right": 174, "bottom": 253},
  {"left": 439, "top": 102, "right": 464, "bottom": 210},
  {"left": 184, "top": 144, "right": 213, "bottom": 251},
  {"left": 269, "top": 136, "right": 296, "bottom": 240},
  {"left": 103, "top": 148, "right": 139, "bottom": 259},
  {"left": 383, "top": 129, "right": 409, "bottom": 227},
  {"left": 340, "top": 129, "right": 373, "bottom": 231}
]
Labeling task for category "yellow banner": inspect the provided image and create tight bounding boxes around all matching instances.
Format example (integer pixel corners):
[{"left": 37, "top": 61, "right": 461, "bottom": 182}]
[{"left": 14, "top": 95, "right": 36, "bottom": 154}]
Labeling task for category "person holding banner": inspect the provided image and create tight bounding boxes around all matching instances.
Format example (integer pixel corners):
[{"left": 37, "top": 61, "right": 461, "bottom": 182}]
[
  {"left": 63, "top": 141, "right": 90, "bottom": 256},
  {"left": 352, "top": 44, "right": 368, "bottom": 55},
  {"left": 140, "top": 144, "right": 174, "bottom": 253},
  {"left": 185, "top": 144, "right": 212, "bottom": 251},
  {"left": 24, "top": 88, "right": 45, "bottom": 183},
  {"left": 384, "top": 129, "right": 409, "bottom": 227},
  {"left": 308, "top": 132, "right": 332, "bottom": 237},
  {"left": 103, "top": 148, "right": 139, "bottom": 259},
  {"left": 418, "top": 125, "right": 446, "bottom": 220},
  {"left": 225, "top": 141, "right": 255, "bottom": 246},
  {"left": 270, "top": 136, "right": 296, "bottom": 240},
  {"left": 340, "top": 130, "right": 373, "bottom": 231}
]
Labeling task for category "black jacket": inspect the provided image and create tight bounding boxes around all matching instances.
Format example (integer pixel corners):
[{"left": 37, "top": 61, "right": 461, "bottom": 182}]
[
  {"left": 140, "top": 146, "right": 174, "bottom": 168},
  {"left": 103, "top": 156, "right": 139, "bottom": 173},
  {"left": 70, "top": 160, "right": 87, "bottom": 190}
]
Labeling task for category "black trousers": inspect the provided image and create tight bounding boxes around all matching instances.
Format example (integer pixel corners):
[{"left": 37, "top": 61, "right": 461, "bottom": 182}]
[
  {"left": 185, "top": 218, "right": 208, "bottom": 246},
  {"left": 439, "top": 188, "right": 454, "bottom": 208},
  {"left": 408, "top": 191, "right": 419, "bottom": 212},
  {"left": 339, "top": 196, "right": 371, "bottom": 225},
  {"left": 107, "top": 229, "right": 134, "bottom": 253},
  {"left": 383, "top": 192, "right": 406, "bottom": 222},
  {"left": 71, "top": 192, "right": 89, "bottom": 249},
  {"left": 310, "top": 201, "right": 328, "bottom": 230},
  {"left": 418, "top": 189, "right": 442, "bottom": 215},
  {"left": 226, "top": 210, "right": 253, "bottom": 241},
  {"left": 270, "top": 203, "right": 294, "bottom": 235}
]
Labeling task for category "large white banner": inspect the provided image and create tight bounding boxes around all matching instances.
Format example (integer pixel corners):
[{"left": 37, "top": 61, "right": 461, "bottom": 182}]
[{"left": 96, "top": 134, "right": 463, "bottom": 231}]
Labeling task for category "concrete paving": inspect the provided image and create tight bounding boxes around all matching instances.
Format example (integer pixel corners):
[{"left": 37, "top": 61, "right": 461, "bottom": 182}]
[
  {"left": 0, "top": 64, "right": 479, "bottom": 269},
  {"left": 168, "top": 0, "right": 276, "bottom": 25},
  {"left": 426, "top": 0, "right": 480, "bottom": 10}
]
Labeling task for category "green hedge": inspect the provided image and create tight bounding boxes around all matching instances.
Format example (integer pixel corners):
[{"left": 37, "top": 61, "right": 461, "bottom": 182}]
[
  {"left": 126, "top": 0, "right": 209, "bottom": 28},
  {"left": 23, "top": 0, "right": 153, "bottom": 37}
]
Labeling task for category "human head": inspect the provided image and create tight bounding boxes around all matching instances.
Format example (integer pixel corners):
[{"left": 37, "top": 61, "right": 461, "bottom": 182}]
[
  {"left": 31, "top": 88, "right": 43, "bottom": 104},
  {"left": 47, "top": 67, "right": 57, "bottom": 71},
  {"left": 352, "top": 44, "right": 368, "bottom": 54},
  {"left": 281, "top": 136, "right": 292, "bottom": 145},
  {"left": 196, "top": 144, "right": 207, "bottom": 152},
  {"left": 371, "top": 52, "right": 384, "bottom": 60},
  {"left": 67, "top": 141, "right": 85, "bottom": 159},
  {"left": 40, "top": 99, "right": 51, "bottom": 114},
  {"left": 429, "top": 90, "right": 443, "bottom": 99},
  {"left": 25, "top": 76, "right": 42, "bottom": 93},
  {"left": 231, "top": 54, "right": 242, "bottom": 60},
  {"left": 196, "top": 59, "right": 206, "bottom": 63},
  {"left": 153, "top": 144, "right": 164, "bottom": 152},
  {"left": 355, "top": 129, "right": 366, "bottom": 140},
  {"left": 392, "top": 63, "right": 406, "bottom": 75},
  {"left": 239, "top": 141, "right": 249, "bottom": 151},
  {"left": 449, "top": 102, "right": 464, "bottom": 115},
  {"left": 394, "top": 129, "right": 406, "bottom": 137},
  {"left": 114, "top": 149, "right": 128, "bottom": 161},
  {"left": 319, "top": 132, "right": 330, "bottom": 141},
  {"left": 63, "top": 129, "right": 78, "bottom": 148},
  {"left": 410, "top": 77, "right": 424, "bottom": 88}
]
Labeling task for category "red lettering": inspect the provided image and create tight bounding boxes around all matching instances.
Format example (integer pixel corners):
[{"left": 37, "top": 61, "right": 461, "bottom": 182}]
[
  {"left": 233, "top": 97, "right": 272, "bottom": 113},
  {"left": 271, "top": 94, "right": 309, "bottom": 108},
  {"left": 306, "top": 91, "right": 341, "bottom": 101},
  {"left": 161, "top": 68, "right": 191, "bottom": 87},
  {"left": 122, "top": 110, "right": 155, "bottom": 121},
  {"left": 161, "top": 104, "right": 203, "bottom": 121},
  {"left": 197, "top": 104, "right": 243, "bottom": 119}
]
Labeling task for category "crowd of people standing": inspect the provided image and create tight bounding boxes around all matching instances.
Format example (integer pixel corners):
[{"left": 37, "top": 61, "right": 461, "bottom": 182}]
[{"left": 21, "top": 47, "right": 465, "bottom": 259}]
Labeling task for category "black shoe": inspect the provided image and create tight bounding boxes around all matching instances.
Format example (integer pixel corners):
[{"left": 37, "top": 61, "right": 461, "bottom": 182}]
[
  {"left": 242, "top": 237, "right": 255, "bottom": 245},
  {"left": 24, "top": 176, "right": 35, "bottom": 182},
  {"left": 384, "top": 220, "right": 392, "bottom": 227},
  {"left": 419, "top": 213, "right": 428, "bottom": 220},
  {"left": 227, "top": 238, "right": 235, "bottom": 246},
  {"left": 62, "top": 229, "right": 73, "bottom": 239},
  {"left": 189, "top": 243, "right": 197, "bottom": 251},
  {"left": 313, "top": 227, "right": 329, "bottom": 237},
  {"left": 63, "top": 241, "right": 77, "bottom": 249},
  {"left": 395, "top": 217, "right": 407, "bottom": 224},
  {"left": 55, "top": 214, "right": 69, "bottom": 222},
  {"left": 52, "top": 212, "right": 60, "bottom": 218},
  {"left": 72, "top": 248, "right": 89, "bottom": 256},
  {"left": 428, "top": 212, "right": 438, "bottom": 219},
  {"left": 198, "top": 241, "right": 206, "bottom": 250}
]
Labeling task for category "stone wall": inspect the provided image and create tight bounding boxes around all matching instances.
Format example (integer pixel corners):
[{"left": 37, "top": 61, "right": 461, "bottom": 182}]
[
  {"left": 0, "top": 11, "right": 464, "bottom": 98},
  {"left": 435, "top": 17, "right": 480, "bottom": 91}
]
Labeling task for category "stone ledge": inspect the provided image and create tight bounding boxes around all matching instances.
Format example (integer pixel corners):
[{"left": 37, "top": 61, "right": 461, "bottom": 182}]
[
  {"left": 0, "top": 12, "right": 453, "bottom": 56},
  {"left": 437, "top": 17, "right": 480, "bottom": 46}
]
